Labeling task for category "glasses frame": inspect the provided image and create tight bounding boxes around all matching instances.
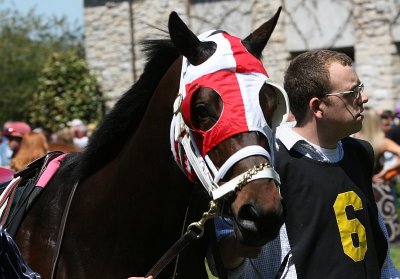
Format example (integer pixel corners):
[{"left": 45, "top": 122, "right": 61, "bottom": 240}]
[{"left": 325, "top": 83, "right": 364, "bottom": 100}]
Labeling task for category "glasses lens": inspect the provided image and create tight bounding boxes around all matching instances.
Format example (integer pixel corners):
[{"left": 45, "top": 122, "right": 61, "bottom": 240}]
[{"left": 355, "top": 84, "right": 364, "bottom": 99}]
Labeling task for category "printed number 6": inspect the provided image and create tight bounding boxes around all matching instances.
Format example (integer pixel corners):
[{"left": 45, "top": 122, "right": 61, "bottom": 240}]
[{"left": 333, "top": 191, "right": 367, "bottom": 262}]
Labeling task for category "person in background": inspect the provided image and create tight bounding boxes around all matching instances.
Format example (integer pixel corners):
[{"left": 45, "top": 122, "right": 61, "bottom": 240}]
[
  {"left": 67, "top": 119, "right": 89, "bottom": 150},
  {"left": 0, "top": 126, "right": 13, "bottom": 167},
  {"left": 211, "top": 50, "right": 399, "bottom": 278},
  {"left": 48, "top": 127, "right": 80, "bottom": 153},
  {"left": 10, "top": 131, "right": 48, "bottom": 172},
  {"left": 380, "top": 109, "right": 400, "bottom": 208},
  {"left": 354, "top": 107, "right": 400, "bottom": 243},
  {"left": 2, "top": 121, "right": 32, "bottom": 160},
  {"left": 380, "top": 110, "right": 395, "bottom": 135},
  {"left": 86, "top": 123, "right": 97, "bottom": 138},
  {"left": 386, "top": 108, "right": 400, "bottom": 145}
]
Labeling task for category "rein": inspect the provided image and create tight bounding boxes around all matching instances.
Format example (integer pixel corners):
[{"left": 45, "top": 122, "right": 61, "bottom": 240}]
[{"left": 146, "top": 201, "right": 219, "bottom": 278}]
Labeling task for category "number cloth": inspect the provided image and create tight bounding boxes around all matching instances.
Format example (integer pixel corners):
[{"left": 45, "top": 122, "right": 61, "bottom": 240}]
[
  {"left": 212, "top": 125, "right": 399, "bottom": 279},
  {"left": 275, "top": 136, "right": 386, "bottom": 278}
]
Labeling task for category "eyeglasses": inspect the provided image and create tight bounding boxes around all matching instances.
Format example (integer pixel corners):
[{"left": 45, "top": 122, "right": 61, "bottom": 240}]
[{"left": 325, "top": 83, "right": 364, "bottom": 100}]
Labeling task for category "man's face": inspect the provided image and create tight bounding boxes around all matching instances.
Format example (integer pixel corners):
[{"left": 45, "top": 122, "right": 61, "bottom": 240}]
[{"left": 321, "top": 62, "right": 368, "bottom": 137}]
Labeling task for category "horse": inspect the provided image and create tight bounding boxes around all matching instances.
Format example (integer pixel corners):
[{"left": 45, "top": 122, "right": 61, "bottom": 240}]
[{"left": 13, "top": 8, "right": 288, "bottom": 278}]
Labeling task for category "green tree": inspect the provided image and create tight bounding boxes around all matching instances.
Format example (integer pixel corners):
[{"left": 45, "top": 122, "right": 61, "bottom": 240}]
[
  {"left": 29, "top": 51, "right": 105, "bottom": 132},
  {"left": 0, "top": 4, "right": 85, "bottom": 126}
]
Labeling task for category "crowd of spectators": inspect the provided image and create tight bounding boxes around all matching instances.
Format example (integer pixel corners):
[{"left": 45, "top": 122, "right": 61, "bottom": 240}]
[{"left": 0, "top": 119, "right": 94, "bottom": 173}]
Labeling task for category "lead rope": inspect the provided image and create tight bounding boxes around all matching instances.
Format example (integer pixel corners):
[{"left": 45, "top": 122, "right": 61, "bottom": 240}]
[
  {"left": 146, "top": 201, "right": 219, "bottom": 278},
  {"left": 171, "top": 205, "right": 190, "bottom": 279},
  {"left": 50, "top": 180, "right": 80, "bottom": 279}
]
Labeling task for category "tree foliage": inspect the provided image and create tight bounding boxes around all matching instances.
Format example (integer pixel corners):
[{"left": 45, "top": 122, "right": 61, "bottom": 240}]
[
  {"left": 29, "top": 51, "right": 105, "bottom": 132},
  {"left": 0, "top": 4, "right": 104, "bottom": 131}
]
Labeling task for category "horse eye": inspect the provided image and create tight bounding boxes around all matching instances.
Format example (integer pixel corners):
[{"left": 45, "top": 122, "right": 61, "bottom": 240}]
[{"left": 193, "top": 104, "right": 209, "bottom": 119}]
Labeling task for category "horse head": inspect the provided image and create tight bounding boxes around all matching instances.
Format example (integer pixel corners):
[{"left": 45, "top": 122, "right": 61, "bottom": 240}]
[{"left": 169, "top": 8, "right": 289, "bottom": 246}]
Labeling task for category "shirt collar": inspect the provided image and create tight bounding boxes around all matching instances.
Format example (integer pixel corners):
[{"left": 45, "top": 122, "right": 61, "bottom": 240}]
[
  {"left": 276, "top": 124, "right": 303, "bottom": 151},
  {"left": 276, "top": 124, "right": 343, "bottom": 163}
]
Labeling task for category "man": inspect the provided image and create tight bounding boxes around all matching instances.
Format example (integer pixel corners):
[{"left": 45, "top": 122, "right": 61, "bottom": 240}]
[
  {"left": 0, "top": 131, "right": 12, "bottom": 167},
  {"left": 213, "top": 50, "right": 399, "bottom": 278},
  {"left": 67, "top": 119, "right": 89, "bottom": 150},
  {"left": 2, "top": 121, "right": 31, "bottom": 160}
]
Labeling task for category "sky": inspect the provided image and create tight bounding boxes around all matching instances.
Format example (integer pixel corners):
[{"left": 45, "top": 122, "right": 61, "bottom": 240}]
[{"left": 3, "top": 0, "right": 84, "bottom": 25}]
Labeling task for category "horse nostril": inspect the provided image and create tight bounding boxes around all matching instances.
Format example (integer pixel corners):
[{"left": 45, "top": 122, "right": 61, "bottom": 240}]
[
  {"left": 238, "top": 203, "right": 258, "bottom": 220},
  {"left": 237, "top": 203, "right": 259, "bottom": 230},
  {"left": 234, "top": 201, "right": 285, "bottom": 246}
]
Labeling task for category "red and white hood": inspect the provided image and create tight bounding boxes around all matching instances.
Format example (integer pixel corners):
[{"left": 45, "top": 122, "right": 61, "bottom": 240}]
[
  {"left": 170, "top": 30, "right": 288, "bottom": 197},
  {"left": 179, "top": 30, "right": 289, "bottom": 156}
]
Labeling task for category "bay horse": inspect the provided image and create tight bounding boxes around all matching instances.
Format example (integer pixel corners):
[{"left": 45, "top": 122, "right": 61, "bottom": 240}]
[{"left": 13, "top": 8, "right": 288, "bottom": 278}]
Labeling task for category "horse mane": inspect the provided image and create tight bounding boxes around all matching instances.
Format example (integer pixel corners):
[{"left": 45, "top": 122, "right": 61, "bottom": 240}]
[{"left": 72, "top": 38, "right": 180, "bottom": 180}]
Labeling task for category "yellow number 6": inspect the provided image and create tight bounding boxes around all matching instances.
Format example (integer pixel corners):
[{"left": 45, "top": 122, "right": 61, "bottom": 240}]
[{"left": 333, "top": 191, "right": 367, "bottom": 262}]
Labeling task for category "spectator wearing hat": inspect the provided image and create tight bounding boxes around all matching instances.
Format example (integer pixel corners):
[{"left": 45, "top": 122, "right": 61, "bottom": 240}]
[
  {"left": 67, "top": 119, "right": 89, "bottom": 150},
  {"left": 2, "top": 121, "right": 32, "bottom": 160}
]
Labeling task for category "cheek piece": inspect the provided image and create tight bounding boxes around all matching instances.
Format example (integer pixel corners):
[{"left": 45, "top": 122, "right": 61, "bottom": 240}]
[{"left": 170, "top": 30, "right": 289, "bottom": 200}]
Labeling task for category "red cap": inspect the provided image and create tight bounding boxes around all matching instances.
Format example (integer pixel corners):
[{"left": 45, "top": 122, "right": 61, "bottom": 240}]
[{"left": 3, "top": 121, "right": 32, "bottom": 138}]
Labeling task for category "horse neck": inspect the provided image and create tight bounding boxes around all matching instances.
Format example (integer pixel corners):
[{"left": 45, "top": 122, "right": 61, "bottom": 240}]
[
  {"left": 84, "top": 57, "right": 192, "bottom": 227},
  {"left": 115, "top": 57, "right": 183, "bottom": 183}
]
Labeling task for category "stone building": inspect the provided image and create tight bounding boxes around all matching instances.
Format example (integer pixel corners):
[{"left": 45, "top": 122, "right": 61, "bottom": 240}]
[{"left": 84, "top": 0, "right": 400, "bottom": 111}]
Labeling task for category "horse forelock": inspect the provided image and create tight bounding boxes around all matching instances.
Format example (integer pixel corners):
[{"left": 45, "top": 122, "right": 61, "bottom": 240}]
[{"left": 77, "top": 39, "right": 180, "bottom": 179}]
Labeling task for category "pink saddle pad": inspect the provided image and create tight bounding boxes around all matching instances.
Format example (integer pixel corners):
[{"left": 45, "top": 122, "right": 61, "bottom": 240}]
[
  {"left": 0, "top": 168, "right": 15, "bottom": 184},
  {"left": 35, "top": 154, "right": 67, "bottom": 188}
]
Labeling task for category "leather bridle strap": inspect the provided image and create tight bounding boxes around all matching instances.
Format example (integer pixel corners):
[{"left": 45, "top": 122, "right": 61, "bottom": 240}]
[
  {"left": 146, "top": 201, "right": 218, "bottom": 278},
  {"left": 50, "top": 180, "right": 80, "bottom": 279},
  {"left": 146, "top": 229, "right": 198, "bottom": 278}
]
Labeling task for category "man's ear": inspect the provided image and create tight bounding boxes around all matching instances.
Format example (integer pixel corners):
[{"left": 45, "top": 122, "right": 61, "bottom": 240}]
[{"left": 310, "top": 97, "right": 324, "bottom": 119}]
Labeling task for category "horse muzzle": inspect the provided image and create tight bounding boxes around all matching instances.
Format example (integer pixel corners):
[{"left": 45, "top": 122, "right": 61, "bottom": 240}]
[{"left": 233, "top": 198, "right": 285, "bottom": 246}]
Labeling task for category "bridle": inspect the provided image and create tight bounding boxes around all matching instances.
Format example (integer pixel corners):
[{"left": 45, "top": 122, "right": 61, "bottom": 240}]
[
  {"left": 152, "top": 30, "right": 290, "bottom": 278},
  {"left": 148, "top": 93, "right": 282, "bottom": 277}
]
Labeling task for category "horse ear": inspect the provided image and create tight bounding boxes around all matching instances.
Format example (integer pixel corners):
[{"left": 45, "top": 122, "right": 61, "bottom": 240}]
[
  {"left": 243, "top": 7, "right": 282, "bottom": 58},
  {"left": 168, "top": 11, "right": 215, "bottom": 65},
  {"left": 168, "top": 12, "right": 200, "bottom": 64}
]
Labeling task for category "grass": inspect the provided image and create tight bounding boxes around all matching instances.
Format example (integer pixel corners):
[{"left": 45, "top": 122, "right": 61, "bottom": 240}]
[
  {"left": 206, "top": 260, "right": 218, "bottom": 279},
  {"left": 392, "top": 184, "right": 400, "bottom": 270}
]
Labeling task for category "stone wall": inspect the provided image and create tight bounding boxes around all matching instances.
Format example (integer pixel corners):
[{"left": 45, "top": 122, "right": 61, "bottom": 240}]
[
  {"left": 84, "top": 0, "right": 400, "bottom": 111},
  {"left": 253, "top": 0, "right": 290, "bottom": 86},
  {"left": 85, "top": 1, "right": 133, "bottom": 105},
  {"left": 130, "top": 0, "right": 186, "bottom": 79},
  {"left": 353, "top": 0, "right": 400, "bottom": 109},
  {"left": 84, "top": 0, "right": 289, "bottom": 108}
]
